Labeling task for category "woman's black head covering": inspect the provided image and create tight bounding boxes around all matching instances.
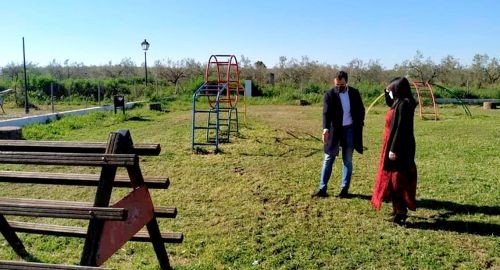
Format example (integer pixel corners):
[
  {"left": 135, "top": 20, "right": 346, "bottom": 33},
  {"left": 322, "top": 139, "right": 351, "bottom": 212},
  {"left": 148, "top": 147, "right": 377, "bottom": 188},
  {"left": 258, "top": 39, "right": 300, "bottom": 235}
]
[{"left": 387, "top": 77, "right": 417, "bottom": 108}]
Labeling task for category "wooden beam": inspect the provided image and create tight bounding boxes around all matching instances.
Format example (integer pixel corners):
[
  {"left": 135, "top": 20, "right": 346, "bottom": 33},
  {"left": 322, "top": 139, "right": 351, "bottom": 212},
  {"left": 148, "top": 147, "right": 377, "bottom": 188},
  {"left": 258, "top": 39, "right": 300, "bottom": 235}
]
[
  {"left": 154, "top": 207, "right": 177, "bottom": 218},
  {"left": 8, "top": 221, "right": 183, "bottom": 243},
  {"left": 0, "top": 260, "right": 110, "bottom": 270},
  {"left": 0, "top": 140, "right": 160, "bottom": 156},
  {"left": 0, "top": 171, "right": 169, "bottom": 189},
  {"left": 0, "top": 152, "right": 137, "bottom": 167},
  {"left": 0, "top": 198, "right": 127, "bottom": 220}
]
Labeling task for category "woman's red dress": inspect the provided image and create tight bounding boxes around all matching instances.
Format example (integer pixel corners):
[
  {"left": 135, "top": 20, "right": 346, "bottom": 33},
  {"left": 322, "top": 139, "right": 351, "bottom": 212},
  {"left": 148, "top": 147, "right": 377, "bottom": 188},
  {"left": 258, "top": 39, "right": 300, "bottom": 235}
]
[{"left": 371, "top": 108, "right": 417, "bottom": 211}]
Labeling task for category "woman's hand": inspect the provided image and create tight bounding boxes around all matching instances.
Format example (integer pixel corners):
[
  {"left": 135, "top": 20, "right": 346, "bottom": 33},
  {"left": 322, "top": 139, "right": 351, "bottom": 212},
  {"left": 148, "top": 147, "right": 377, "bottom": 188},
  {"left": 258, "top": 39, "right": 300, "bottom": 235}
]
[{"left": 388, "top": 151, "right": 397, "bottom": 160}]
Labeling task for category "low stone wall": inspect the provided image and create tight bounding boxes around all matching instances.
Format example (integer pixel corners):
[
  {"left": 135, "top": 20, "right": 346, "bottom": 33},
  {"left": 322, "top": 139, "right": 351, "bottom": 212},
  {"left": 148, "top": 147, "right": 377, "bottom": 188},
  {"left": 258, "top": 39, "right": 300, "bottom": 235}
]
[
  {"left": 435, "top": 98, "right": 500, "bottom": 105},
  {"left": 0, "top": 102, "right": 141, "bottom": 127}
]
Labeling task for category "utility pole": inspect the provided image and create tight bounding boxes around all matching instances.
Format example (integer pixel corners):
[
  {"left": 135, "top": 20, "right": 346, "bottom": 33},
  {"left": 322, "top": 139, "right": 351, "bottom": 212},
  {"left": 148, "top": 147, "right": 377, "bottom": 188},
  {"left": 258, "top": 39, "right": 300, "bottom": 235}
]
[{"left": 22, "top": 37, "right": 29, "bottom": 114}]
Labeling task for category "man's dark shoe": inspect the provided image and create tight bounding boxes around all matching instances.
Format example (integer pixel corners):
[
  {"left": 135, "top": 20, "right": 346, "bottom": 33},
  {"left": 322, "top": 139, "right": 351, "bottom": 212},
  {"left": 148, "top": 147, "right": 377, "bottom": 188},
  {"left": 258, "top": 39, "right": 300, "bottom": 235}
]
[
  {"left": 336, "top": 189, "right": 349, "bottom": 198},
  {"left": 311, "top": 189, "right": 328, "bottom": 198}
]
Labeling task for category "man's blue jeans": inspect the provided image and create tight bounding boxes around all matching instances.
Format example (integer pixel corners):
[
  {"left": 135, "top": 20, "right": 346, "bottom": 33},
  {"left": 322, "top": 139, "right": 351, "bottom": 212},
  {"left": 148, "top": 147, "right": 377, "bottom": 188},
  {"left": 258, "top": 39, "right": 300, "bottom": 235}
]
[{"left": 319, "top": 126, "right": 354, "bottom": 193}]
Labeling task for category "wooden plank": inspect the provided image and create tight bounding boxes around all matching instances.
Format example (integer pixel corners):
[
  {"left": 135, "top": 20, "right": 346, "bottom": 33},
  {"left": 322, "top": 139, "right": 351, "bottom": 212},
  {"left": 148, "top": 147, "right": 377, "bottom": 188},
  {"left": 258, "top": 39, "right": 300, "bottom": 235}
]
[
  {"left": 0, "top": 140, "right": 160, "bottom": 156},
  {"left": 0, "top": 171, "right": 169, "bottom": 189},
  {"left": 154, "top": 207, "right": 177, "bottom": 218},
  {"left": 0, "top": 152, "right": 137, "bottom": 167},
  {"left": 0, "top": 260, "right": 110, "bottom": 270},
  {"left": 0, "top": 198, "right": 127, "bottom": 220},
  {"left": 7, "top": 221, "right": 183, "bottom": 243},
  {"left": 0, "top": 197, "right": 175, "bottom": 218}
]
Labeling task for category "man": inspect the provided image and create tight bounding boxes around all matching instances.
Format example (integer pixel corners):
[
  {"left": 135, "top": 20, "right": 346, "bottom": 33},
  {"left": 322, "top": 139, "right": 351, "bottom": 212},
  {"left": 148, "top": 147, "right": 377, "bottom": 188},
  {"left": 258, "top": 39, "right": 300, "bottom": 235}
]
[{"left": 312, "top": 71, "right": 365, "bottom": 198}]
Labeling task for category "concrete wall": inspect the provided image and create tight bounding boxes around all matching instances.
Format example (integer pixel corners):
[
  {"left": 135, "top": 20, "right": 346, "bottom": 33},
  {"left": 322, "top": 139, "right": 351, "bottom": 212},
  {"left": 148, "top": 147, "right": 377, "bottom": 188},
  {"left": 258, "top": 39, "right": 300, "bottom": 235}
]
[{"left": 0, "top": 102, "right": 139, "bottom": 127}]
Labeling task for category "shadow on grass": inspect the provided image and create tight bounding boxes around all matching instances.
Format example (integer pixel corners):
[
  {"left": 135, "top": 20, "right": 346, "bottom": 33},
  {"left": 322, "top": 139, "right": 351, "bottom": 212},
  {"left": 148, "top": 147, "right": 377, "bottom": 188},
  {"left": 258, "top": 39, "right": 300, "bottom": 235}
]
[
  {"left": 350, "top": 194, "right": 499, "bottom": 215},
  {"left": 24, "top": 254, "right": 42, "bottom": 263},
  {"left": 127, "top": 116, "right": 152, "bottom": 121},
  {"left": 406, "top": 219, "right": 499, "bottom": 236},
  {"left": 349, "top": 193, "right": 499, "bottom": 236}
]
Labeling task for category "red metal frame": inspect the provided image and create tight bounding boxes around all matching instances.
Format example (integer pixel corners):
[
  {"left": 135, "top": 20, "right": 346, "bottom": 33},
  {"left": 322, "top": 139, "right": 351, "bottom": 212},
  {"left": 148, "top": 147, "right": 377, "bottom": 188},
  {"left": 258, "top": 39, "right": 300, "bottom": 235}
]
[
  {"left": 412, "top": 80, "right": 438, "bottom": 120},
  {"left": 205, "top": 54, "right": 240, "bottom": 108}
]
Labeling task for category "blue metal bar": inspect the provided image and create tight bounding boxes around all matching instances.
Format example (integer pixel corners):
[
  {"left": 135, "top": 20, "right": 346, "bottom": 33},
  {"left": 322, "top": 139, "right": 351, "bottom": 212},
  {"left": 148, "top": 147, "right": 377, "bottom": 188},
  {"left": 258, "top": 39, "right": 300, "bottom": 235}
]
[
  {"left": 192, "top": 82, "right": 228, "bottom": 151},
  {"left": 191, "top": 87, "right": 197, "bottom": 150},
  {"left": 206, "top": 110, "right": 212, "bottom": 143}
]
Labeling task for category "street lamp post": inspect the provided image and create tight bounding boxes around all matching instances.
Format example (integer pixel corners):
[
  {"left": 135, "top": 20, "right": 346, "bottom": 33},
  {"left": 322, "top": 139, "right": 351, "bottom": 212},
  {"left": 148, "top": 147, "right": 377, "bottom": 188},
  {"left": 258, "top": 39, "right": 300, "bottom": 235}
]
[
  {"left": 22, "top": 37, "right": 29, "bottom": 114},
  {"left": 141, "top": 39, "right": 150, "bottom": 86}
]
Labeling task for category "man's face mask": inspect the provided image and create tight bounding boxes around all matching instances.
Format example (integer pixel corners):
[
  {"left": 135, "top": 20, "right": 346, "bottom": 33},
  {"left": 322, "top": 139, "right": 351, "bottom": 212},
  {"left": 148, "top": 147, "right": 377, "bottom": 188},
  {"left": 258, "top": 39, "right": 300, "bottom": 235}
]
[
  {"left": 334, "top": 78, "right": 347, "bottom": 93},
  {"left": 389, "top": 90, "right": 394, "bottom": 99}
]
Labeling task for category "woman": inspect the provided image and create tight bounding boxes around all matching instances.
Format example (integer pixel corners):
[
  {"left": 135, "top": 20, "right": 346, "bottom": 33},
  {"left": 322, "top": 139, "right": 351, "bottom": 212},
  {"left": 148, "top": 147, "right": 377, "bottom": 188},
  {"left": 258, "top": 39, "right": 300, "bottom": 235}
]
[{"left": 371, "top": 77, "right": 417, "bottom": 225}]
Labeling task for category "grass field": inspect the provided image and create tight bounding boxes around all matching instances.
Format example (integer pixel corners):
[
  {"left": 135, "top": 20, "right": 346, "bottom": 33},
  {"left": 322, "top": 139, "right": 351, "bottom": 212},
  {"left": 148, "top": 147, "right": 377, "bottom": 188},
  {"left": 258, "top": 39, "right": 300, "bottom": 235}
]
[{"left": 0, "top": 101, "right": 498, "bottom": 269}]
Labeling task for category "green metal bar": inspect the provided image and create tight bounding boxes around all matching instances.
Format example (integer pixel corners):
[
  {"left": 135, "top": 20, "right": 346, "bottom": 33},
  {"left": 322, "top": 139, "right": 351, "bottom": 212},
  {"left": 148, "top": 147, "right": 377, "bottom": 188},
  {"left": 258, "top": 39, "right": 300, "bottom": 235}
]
[{"left": 431, "top": 83, "right": 472, "bottom": 117}]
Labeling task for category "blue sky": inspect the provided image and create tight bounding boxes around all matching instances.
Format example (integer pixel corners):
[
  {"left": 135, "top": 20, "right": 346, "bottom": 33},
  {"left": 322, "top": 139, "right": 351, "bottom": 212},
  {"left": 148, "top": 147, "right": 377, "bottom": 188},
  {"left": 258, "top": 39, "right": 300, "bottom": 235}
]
[{"left": 0, "top": 0, "right": 499, "bottom": 69}]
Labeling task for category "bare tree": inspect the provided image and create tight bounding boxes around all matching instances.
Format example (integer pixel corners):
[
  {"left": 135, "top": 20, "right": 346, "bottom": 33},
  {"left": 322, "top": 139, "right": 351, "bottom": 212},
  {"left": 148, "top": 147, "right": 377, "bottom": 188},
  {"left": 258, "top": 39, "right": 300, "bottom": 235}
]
[
  {"left": 470, "top": 53, "right": 490, "bottom": 88},
  {"left": 253, "top": 60, "right": 267, "bottom": 84},
  {"left": 238, "top": 55, "right": 253, "bottom": 80},
  {"left": 363, "top": 60, "right": 386, "bottom": 84},
  {"left": 2, "top": 62, "right": 23, "bottom": 81},
  {"left": 485, "top": 57, "right": 500, "bottom": 84},
  {"left": 239, "top": 55, "right": 252, "bottom": 68},
  {"left": 155, "top": 59, "right": 186, "bottom": 95},
  {"left": 344, "top": 58, "right": 364, "bottom": 83},
  {"left": 438, "top": 55, "right": 465, "bottom": 86},
  {"left": 403, "top": 51, "right": 440, "bottom": 82},
  {"left": 47, "top": 59, "right": 64, "bottom": 80},
  {"left": 117, "top": 58, "right": 137, "bottom": 78}
]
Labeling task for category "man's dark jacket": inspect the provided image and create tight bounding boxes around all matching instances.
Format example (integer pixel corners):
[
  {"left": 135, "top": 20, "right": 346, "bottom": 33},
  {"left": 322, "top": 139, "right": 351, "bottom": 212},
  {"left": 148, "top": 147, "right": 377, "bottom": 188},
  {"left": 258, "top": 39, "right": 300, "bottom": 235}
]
[{"left": 323, "top": 87, "right": 365, "bottom": 155}]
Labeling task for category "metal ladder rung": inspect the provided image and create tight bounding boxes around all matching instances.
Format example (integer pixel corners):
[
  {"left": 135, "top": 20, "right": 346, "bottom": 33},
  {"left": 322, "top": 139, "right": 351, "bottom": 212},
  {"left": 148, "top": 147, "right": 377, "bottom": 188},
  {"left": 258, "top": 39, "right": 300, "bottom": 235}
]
[
  {"left": 197, "top": 94, "right": 219, "bottom": 97},
  {"left": 207, "top": 139, "right": 229, "bottom": 143},
  {"left": 194, "top": 110, "right": 217, "bottom": 113},
  {"left": 193, "top": 143, "right": 217, "bottom": 146},
  {"left": 194, "top": 127, "right": 218, "bottom": 130}
]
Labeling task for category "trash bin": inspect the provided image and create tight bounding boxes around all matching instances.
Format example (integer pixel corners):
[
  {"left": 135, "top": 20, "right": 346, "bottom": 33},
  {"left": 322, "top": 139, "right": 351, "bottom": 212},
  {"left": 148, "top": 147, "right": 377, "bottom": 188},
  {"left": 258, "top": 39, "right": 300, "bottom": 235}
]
[{"left": 113, "top": 95, "right": 125, "bottom": 114}]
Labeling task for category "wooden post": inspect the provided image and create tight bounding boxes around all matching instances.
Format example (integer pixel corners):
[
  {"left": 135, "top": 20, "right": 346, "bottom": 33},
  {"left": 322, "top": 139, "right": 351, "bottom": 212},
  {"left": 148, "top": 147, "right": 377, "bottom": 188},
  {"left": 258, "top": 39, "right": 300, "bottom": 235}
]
[
  {"left": 0, "top": 215, "right": 29, "bottom": 258},
  {"left": 80, "top": 132, "right": 122, "bottom": 266},
  {"left": 123, "top": 129, "right": 171, "bottom": 270}
]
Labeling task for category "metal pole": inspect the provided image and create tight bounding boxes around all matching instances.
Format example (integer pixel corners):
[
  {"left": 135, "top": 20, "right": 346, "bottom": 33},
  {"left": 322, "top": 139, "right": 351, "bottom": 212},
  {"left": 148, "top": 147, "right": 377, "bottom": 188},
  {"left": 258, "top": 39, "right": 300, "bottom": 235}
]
[
  {"left": 97, "top": 82, "right": 101, "bottom": 105},
  {"left": 51, "top": 82, "right": 54, "bottom": 113},
  {"left": 22, "top": 37, "right": 29, "bottom": 114},
  {"left": 144, "top": 51, "right": 148, "bottom": 86}
]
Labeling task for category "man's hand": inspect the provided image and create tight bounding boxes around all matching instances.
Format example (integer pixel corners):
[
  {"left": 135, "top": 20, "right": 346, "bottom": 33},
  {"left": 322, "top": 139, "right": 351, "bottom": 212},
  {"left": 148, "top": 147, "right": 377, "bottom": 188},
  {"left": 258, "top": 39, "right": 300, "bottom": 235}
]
[
  {"left": 322, "top": 131, "right": 329, "bottom": 144},
  {"left": 388, "top": 151, "right": 397, "bottom": 160}
]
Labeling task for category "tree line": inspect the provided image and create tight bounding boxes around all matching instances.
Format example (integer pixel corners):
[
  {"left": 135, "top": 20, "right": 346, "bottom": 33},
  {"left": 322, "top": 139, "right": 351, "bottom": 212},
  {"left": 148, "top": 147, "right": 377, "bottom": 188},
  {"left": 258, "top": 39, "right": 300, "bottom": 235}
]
[{"left": 1, "top": 51, "right": 499, "bottom": 105}]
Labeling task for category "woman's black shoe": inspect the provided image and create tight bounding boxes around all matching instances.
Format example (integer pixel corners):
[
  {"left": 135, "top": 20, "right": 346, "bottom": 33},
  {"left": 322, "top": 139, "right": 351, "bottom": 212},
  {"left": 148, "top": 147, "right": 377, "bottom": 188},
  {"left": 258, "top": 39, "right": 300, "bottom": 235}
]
[{"left": 392, "top": 213, "right": 407, "bottom": 226}]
